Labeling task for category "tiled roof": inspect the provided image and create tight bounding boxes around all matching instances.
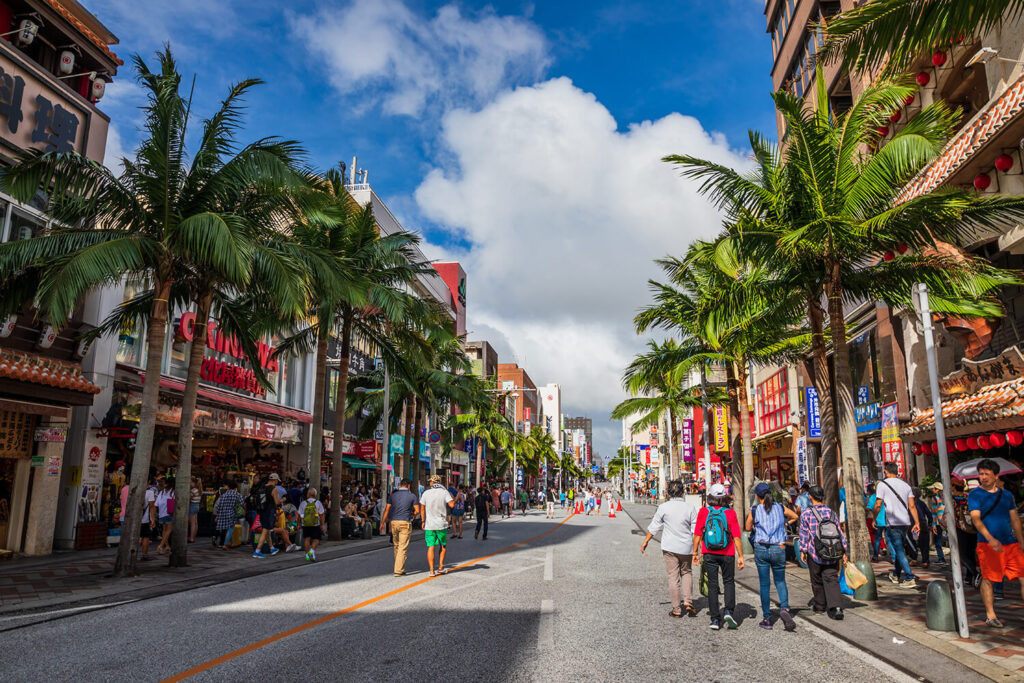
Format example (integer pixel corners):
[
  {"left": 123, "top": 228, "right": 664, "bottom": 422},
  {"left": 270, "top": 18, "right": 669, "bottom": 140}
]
[
  {"left": 903, "top": 376, "right": 1024, "bottom": 435},
  {"left": 0, "top": 348, "right": 101, "bottom": 394},
  {"left": 898, "top": 73, "right": 1024, "bottom": 203},
  {"left": 43, "top": 0, "right": 122, "bottom": 67}
]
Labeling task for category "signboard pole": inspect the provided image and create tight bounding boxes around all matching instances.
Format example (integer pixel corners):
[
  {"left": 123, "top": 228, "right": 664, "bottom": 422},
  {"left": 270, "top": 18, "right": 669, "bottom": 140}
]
[
  {"left": 379, "top": 361, "right": 391, "bottom": 494},
  {"left": 918, "top": 283, "right": 968, "bottom": 639}
]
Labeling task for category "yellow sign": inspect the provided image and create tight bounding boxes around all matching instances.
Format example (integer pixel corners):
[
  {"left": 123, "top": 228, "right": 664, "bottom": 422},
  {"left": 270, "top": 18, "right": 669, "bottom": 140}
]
[
  {"left": 713, "top": 406, "right": 729, "bottom": 452},
  {"left": 68, "top": 466, "right": 82, "bottom": 487}
]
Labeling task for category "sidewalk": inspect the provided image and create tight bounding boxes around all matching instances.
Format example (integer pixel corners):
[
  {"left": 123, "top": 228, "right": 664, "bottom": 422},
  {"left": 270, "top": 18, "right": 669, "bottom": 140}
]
[{"left": 622, "top": 502, "right": 1024, "bottom": 682}]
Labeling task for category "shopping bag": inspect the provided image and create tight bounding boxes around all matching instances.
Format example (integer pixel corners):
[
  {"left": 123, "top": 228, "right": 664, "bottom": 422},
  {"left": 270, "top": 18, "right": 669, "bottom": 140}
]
[
  {"left": 699, "top": 561, "right": 709, "bottom": 597},
  {"left": 839, "top": 569, "right": 854, "bottom": 596},
  {"left": 844, "top": 561, "right": 868, "bottom": 590}
]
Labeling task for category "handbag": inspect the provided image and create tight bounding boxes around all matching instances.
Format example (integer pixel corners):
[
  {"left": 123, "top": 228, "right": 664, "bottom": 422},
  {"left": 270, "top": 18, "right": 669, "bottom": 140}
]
[{"left": 234, "top": 500, "right": 246, "bottom": 519}]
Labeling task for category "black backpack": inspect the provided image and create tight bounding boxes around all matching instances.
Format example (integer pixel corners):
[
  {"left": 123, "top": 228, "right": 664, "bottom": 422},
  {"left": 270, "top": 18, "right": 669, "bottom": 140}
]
[
  {"left": 811, "top": 507, "right": 845, "bottom": 562},
  {"left": 249, "top": 483, "right": 272, "bottom": 512}
]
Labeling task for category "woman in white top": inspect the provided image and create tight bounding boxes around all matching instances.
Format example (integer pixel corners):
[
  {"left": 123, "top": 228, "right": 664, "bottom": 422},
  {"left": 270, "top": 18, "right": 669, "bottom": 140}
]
[{"left": 155, "top": 477, "right": 175, "bottom": 555}]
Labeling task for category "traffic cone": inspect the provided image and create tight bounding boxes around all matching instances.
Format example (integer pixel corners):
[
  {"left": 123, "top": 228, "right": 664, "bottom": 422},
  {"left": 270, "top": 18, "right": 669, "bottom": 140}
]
[
  {"left": 608, "top": 503, "right": 616, "bottom": 518},
  {"left": 616, "top": 500, "right": 622, "bottom": 512}
]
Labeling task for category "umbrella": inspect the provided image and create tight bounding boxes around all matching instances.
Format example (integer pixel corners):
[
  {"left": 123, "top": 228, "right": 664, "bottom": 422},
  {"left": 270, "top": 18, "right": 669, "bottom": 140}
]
[{"left": 952, "top": 457, "right": 1022, "bottom": 479}]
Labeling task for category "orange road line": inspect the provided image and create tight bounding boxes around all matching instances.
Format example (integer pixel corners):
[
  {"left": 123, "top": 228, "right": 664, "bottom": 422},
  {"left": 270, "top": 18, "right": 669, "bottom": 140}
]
[{"left": 162, "top": 513, "right": 578, "bottom": 682}]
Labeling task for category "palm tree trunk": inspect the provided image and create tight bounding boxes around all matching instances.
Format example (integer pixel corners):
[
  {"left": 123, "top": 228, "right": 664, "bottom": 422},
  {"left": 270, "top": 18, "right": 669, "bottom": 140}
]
[
  {"left": 169, "top": 289, "right": 213, "bottom": 567},
  {"left": 475, "top": 437, "right": 483, "bottom": 488},
  {"left": 412, "top": 397, "right": 424, "bottom": 487},
  {"left": 328, "top": 312, "right": 353, "bottom": 541},
  {"left": 402, "top": 397, "right": 414, "bottom": 481},
  {"left": 307, "top": 326, "right": 329, "bottom": 490},
  {"left": 114, "top": 272, "right": 172, "bottom": 578},
  {"left": 808, "top": 294, "right": 840, "bottom": 512},
  {"left": 826, "top": 271, "right": 870, "bottom": 562},
  {"left": 735, "top": 360, "right": 754, "bottom": 520}
]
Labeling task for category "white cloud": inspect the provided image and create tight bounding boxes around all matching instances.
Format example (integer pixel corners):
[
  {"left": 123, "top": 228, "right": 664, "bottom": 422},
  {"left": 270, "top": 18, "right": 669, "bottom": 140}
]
[
  {"left": 289, "top": 0, "right": 549, "bottom": 116},
  {"left": 415, "top": 77, "right": 750, "bottom": 457}
]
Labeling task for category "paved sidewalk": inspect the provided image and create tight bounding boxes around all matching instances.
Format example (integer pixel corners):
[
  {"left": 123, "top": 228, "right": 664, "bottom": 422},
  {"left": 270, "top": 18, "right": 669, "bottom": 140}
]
[{"left": 622, "top": 501, "right": 1023, "bottom": 682}]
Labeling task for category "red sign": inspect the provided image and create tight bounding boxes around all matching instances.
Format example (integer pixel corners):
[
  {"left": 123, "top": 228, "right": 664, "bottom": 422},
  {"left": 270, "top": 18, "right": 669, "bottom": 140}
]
[
  {"left": 179, "top": 312, "right": 279, "bottom": 396},
  {"left": 524, "top": 407, "right": 531, "bottom": 420},
  {"left": 882, "top": 440, "right": 905, "bottom": 477}
]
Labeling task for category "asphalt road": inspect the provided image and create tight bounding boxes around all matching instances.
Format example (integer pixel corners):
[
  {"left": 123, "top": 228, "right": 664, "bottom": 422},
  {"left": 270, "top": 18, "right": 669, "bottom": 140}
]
[{"left": 1, "top": 507, "right": 912, "bottom": 682}]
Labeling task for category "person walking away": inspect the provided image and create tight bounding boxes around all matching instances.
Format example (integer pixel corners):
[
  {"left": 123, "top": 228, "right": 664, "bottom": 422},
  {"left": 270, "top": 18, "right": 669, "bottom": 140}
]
[
  {"left": 213, "top": 480, "right": 243, "bottom": 549},
  {"left": 874, "top": 463, "right": 921, "bottom": 588},
  {"left": 475, "top": 486, "right": 490, "bottom": 540},
  {"left": 927, "top": 482, "right": 947, "bottom": 564},
  {"left": 518, "top": 488, "right": 529, "bottom": 515},
  {"left": 379, "top": 479, "right": 419, "bottom": 576},
  {"left": 693, "top": 483, "right": 744, "bottom": 630},
  {"left": 950, "top": 475, "right": 978, "bottom": 584},
  {"left": 188, "top": 477, "right": 202, "bottom": 543},
  {"left": 299, "top": 487, "right": 326, "bottom": 562},
  {"left": 136, "top": 477, "right": 158, "bottom": 561},
  {"left": 745, "top": 483, "right": 799, "bottom": 630},
  {"left": 421, "top": 475, "right": 455, "bottom": 576},
  {"left": 641, "top": 479, "right": 699, "bottom": 618},
  {"left": 866, "top": 483, "right": 887, "bottom": 562},
  {"left": 913, "top": 488, "right": 934, "bottom": 568},
  {"left": 799, "top": 485, "right": 848, "bottom": 620},
  {"left": 566, "top": 487, "right": 574, "bottom": 513},
  {"left": 451, "top": 488, "right": 465, "bottom": 539},
  {"left": 500, "top": 487, "right": 512, "bottom": 518},
  {"left": 968, "top": 458, "right": 1024, "bottom": 629},
  {"left": 560, "top": 489, "right": 567, "bottom": 511},
  {"left": 251, "top": 475, "right": 282, "bottom": 558},
  {"left": 155, "top": 477, "right": 175, "bottom": 555},
  {"left": 546, "top": 488, "right": 556, "bottom": 519}
]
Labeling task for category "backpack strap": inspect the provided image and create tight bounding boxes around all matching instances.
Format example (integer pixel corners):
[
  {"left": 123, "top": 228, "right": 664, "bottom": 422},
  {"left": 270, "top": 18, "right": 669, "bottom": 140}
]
[
  {"left": 979, "top": 489, "right": 1004, "bottom": 522},
  {"left": 880, "top": 479, "right": 911, "bottom": 516}
]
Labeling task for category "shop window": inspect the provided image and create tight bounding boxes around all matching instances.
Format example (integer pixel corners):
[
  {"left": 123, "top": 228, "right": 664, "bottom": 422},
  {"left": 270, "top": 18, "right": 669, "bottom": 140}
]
[{"left": 6, "top": 208, "right": 45, "bottom": 241}]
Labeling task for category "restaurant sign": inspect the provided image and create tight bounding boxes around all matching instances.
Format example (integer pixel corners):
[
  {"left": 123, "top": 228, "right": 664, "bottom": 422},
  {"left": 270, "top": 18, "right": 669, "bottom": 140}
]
[
  {"left": 178, "top": 312, "right": 279, "bottom": 396},
  {"left": 938, "top": 345, "right": 1024, "bottom": 396},
  {"left": 122, "top": 392, "right": 300, "bottom": 443}
]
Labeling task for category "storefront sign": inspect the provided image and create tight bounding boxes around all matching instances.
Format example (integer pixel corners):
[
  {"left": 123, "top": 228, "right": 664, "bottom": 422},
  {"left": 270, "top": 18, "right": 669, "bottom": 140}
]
[
  {"left": 0, "top": 410, "right": 36, "bottom": 458},
  {"left": 681, "top": 419, "right": 694, "bottom": 463},
  {"left": 857, "top": 386, "right": 870, "bottom": 406},
  {"left": 390, "top": 434, "right": 405, "bottom": 453},
  {"left": 795, "top": 436, "right": 808, "bottom": 485},
  {"left": 122, "top": 392, "right": 300, "bottom": 443},
  {"left": 34, "top": 426, "right": 67, "bottom": 442},
  {"left": 178, "top": 312, "right": 280, "bottom": 396},
  {"left": 650, "top": 445, "right": 659, "bottom": 466},
  {"left": 713, "top": 405, "right": 728, "bottom": 451},
  {"left": 806, "top": 388, "right": 821, "bottom": 438},
  {"left": 938, "top": 345, "right": 1024, "bottom": 396},
  {"left": 82, "top": 442, "right": 104, "bottom": 487},
  {"left": 855, "top": 402, "right": 881, "bottom": 433},
  {"left": 0, "top": 59, "right": 82, "bottom": 154},
  {"left": 880, "top": 402, "right": 905, "bottom": 477}
]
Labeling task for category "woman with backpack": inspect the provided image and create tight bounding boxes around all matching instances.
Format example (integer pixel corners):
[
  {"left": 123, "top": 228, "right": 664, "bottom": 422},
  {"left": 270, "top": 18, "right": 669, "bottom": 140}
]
[
  {"left": 155, "top": 477, "right": 175, "bottom": 555},
  {"left": 693, "top": 482, "right": 744, "bottom": 630},
  {"left": 745, "top": 483, "right": 799, "bottom": 630},
  {"left": 798, "top": 485, "right": 848, "bottom": 620}
]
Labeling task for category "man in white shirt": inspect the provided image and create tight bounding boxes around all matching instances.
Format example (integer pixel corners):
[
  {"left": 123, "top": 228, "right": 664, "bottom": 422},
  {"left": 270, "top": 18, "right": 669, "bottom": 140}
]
[
  {"left": 874, "top": 462, "right": 921, "bottom": 588},
  {"left": 641, "top": 479, "right": 699, "bottom": 617},
  {"left": 420, "top": 474, "right": 455, "bottom": 577}
]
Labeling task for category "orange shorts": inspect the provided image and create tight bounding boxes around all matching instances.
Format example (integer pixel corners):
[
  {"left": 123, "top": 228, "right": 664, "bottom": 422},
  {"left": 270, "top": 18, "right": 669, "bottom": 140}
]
[{"left": 976, "top": 541, "right": 1024, "bottom": 582}]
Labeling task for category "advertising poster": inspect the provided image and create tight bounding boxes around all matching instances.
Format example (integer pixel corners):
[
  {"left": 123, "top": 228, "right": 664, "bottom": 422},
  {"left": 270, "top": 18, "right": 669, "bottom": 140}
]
[
  {"left": 880, "top": 402, "right": 905, "bottom": 477},
  {"left": 713, "top": 406, "right": 728, "bottom": 452},
  {"left": 806, "top": 388, "right": 821, "bottom": 438},
  {"left": 795, "top": 436, "right": 808, "bottom": 485},
  {"left": 681, "top": 419, "right": 694, "bottom": 463}
]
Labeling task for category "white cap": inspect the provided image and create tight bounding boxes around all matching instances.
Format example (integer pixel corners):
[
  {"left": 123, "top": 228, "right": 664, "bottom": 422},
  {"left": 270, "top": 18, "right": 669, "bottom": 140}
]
[
  {"left": 709, "top": 483, "right": 726, "bottom": 496},
  {"left": 268, "top": 473, "right": 280, "bottom": 480}
]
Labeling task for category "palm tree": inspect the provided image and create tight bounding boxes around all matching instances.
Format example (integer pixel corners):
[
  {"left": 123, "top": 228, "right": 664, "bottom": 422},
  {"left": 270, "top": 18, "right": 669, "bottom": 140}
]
[
  {"left": 667, "top": 73, "right": 1024, "bottom": 560},
  {"left": 819, "top": 0, "right": 1022, "bottom": 74},
  {"left": 454, "top": 394, "right": 515, "bottom": 488},
  {"left": 0, "top": 49, "right": 307, "bottom": 577}
]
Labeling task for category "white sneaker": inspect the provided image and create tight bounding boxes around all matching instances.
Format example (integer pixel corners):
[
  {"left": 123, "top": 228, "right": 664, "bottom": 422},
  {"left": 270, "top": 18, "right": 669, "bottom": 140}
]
[{"left": 286, "top": 544, "right": 300, "bottom": 553}]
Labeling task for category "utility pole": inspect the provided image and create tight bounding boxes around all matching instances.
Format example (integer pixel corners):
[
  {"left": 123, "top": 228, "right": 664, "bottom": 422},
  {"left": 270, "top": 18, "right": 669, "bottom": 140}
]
[
  {"left": 700, "top": 364, "right": 713, "bottom": 491},
  {"left": 379, "top": 361, "right": 390, "bottom": 493}
]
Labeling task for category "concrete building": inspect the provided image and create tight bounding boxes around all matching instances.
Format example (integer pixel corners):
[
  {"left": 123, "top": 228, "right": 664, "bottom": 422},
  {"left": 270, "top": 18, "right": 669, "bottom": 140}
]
[
  {"left": 496, "top": 363, "right": 537, "bottom": 433},
  {"left": 465, "top": 340, "right": 498, "bottom": 380}
]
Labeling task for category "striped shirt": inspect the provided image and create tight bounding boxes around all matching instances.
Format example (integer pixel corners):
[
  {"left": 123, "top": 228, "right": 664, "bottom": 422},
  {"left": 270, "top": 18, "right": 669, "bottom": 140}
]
[{"left": 752, "top": 503, "right": 787, "bottom": 544}]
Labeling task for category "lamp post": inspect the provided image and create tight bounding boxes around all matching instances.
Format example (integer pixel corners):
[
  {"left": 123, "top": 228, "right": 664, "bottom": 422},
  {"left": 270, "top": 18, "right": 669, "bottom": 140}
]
[{"left": 354, "top": 366, "right": 389, "bottom": 495}]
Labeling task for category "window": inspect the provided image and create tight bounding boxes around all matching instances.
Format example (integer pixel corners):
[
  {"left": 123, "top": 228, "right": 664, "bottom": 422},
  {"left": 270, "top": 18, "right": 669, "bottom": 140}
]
[
  {"left": 6, "top": 209, "right": 45, "bottom": 241},
  {"left": 757, "top": 369, "right": 790, "bottom": 435}
]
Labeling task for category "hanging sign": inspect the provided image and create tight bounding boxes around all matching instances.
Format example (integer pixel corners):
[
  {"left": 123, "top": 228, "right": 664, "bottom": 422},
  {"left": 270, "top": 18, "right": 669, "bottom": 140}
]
[
  {"left": 713, "top": 405, "right": 728, "bottom": 451},
  {"left": 806, "top": 388, "right": 821, "bottom": 438},
  {"left": 795, "top": 436, "right": 808, "bottom": 485},
  {"left": 681, "top": 418, "right": 694, "bottom": 463},
  {"left": 880, "top": 401, "right": 905, "bottom": 477}
]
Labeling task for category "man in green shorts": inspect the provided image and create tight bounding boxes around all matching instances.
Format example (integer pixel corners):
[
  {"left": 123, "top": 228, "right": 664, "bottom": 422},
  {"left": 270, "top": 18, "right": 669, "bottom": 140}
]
[{"left": 420, "top": 474, "right": 455, "bottom": 577}]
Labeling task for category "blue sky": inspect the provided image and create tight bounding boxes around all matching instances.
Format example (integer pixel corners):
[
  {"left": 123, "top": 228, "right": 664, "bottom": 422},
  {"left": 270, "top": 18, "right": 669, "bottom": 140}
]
[{"left": 90, "top": 0, "right": 777, "bottom": 458}]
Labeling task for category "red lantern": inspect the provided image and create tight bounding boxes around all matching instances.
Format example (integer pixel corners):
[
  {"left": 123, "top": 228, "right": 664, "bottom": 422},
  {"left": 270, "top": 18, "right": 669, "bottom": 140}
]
[
  {"left": 954, "top": 438, "right": 969, "bottom": 451},
  {"left": 897, "top": 243, "right": 908, "bottom": 253},
  {"left": 995, "top": 154, "right": 1014, "bottom": 172},
  {"left": 911, "top": 443, "right": 922, "bottom": 455},
  {"left": 919, "top": 442, "right": 931, "bottom": 455},
  {"left": 991, "top": 432, "right": 1007, "bottom": 448},
  {"left": 904, "top": 94, "right": 915, "bottom": 106},
  {"left": 1008, "top": 430, "right": 1023, "bottom": 446},
  {"left": 979, "top": 434, "right": 992, "bottom": 450},
  {"left": 876, "top": 126, "right": 890, "bottom": 137},
  {"left": 974, "top": 173, "right": 992, "bottom": 191},
  {"left": 946, "top": 440, "right": 956, "bottom": 454},
  {"left": 890, "top": 111, "right": 901, "bottom": 123},
  {"left": 883, "top": 251, "right": 895, "bottom": 261},
  {"left": 916, "top": 72, "right": 930, "bottom": 87},
  {"left": 967, "top": 436, "right": 979, "bottom": 449},
  {"left": 932, "top": 51, "right": 947, "bottom": 67}
]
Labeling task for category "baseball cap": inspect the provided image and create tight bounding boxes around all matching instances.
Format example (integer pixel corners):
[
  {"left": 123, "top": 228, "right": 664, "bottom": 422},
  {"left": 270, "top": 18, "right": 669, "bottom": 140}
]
[
  {"left": 268, "top": 473, "right": 280, "bottom": 481},
  {"left": 930, "top": 482, "right": 943, "bottom": 491},
  {"left": 709, "top": 483, "right": 726, "bottom": 496},
  {"left": 754, "top": 482, "right": 771, "bottom": 498},
  {"left": 429, "top": 474, "right": 441, "bottom": 484}
]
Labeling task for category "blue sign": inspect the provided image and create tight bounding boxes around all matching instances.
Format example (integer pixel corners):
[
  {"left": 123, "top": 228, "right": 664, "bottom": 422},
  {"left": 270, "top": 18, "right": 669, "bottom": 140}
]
[
  {"left": 389, "top": 434, "right": 405, "bottom": 453},
  {"left": 419, "top": 442, "right": 431, "bottom": 463},
  {"left": 857, "top": 385, "right": 870, "bottom": 406},
  {"left": 806, "top": 388, "right": 821, "bottom": 438},
  {"left": 855, "top": 402, "right": 881, "bottom": 433},
  {"left": 516, "top": 468, "right": 523, "bottom": 485},
  {"left": 591, "top": 465, "right": 599, "bottom": 473}
]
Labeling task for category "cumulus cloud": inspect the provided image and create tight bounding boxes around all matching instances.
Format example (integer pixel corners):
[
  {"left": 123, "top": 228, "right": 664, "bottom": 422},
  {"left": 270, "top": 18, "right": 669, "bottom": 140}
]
[
  {"left": 289, "top": 0, "right": 549, "bottom": 116},
  {"left": 415, "top": 77, "right": 751, "bottom": 457}
]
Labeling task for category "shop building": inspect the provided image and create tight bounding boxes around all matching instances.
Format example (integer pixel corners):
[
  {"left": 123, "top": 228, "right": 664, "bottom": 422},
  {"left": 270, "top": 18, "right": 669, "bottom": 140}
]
[{"left": 0, "top": 0, "right": 119, "bottom": 555}]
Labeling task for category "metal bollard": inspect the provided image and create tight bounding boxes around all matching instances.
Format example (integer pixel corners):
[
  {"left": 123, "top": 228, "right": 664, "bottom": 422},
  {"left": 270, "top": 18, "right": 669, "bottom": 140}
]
[
  {"left": 852, "top": 560, "right": 877, "bottom": 601},
  {"left": 925, "top": 579, "right": 956, "bottom": 631}
]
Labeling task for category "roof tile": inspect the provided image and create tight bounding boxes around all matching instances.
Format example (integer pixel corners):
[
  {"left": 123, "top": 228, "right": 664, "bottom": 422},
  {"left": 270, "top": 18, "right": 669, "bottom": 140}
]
[{"left": 0, "top": 348, "right": 101, "bottom": 394}]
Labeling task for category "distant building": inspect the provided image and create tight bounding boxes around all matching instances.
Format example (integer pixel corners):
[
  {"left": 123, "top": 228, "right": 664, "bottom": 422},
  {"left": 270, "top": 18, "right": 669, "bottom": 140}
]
[
  {"left": 465, "top": 341, "right": 498, "bottom": 379},
  {"left": 497, "top": 363, "right": 537, "bottom": 433}
]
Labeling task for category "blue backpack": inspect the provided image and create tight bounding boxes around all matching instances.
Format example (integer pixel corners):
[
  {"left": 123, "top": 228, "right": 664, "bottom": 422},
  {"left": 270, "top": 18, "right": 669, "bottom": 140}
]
[{"left": 703, "top": 507, "right": 731, "bottom": 551}]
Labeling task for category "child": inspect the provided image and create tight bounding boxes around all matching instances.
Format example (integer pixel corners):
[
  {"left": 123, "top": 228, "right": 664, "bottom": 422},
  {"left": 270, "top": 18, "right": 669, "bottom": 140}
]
[{"left": 299, "top": 488, "right": 326, "bottom": 562}]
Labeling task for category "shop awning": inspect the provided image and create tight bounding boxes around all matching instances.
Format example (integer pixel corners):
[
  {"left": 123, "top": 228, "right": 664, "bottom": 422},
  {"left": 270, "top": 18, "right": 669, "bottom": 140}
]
[
  {"left": 342, "top": 458, "right": 377, "bottom": 470},
  {"left": 142, "top": 373, "right": 314, "bottom": 423},
  {"left": 903, "top": 376, "right": 1024, "bottom": 439}
]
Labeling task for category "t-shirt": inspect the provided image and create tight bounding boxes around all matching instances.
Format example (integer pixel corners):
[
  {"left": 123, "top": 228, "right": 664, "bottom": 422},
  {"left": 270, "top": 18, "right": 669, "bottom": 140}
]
[
  {"left": 968, "top": 487, "right": 1019, "bottom": 545},
  {"left": 794, "top": 492, "right": 811, "bottom": 512},
  {"left": 694, "top": 506, "right": 741, "bottom": 556},
  {"left": 475, "top": 492, "right": 490, "bottom": 516},
  {"left": 388, "top": 488, "right": 419, "bottom": 522},
  {"left": 500, "top": 491, "right": 511, "bottom": 504},
  {"left": 868, "top": 494, "right": 886, "bottom": 526},
  {"left": 298, "top": 498, "right": 325, "bottom": 526},
  {"left": 420, "top": 486, "right": 454, "bottom": 531},
  {"left": 876, "top": 478, "right": 914, "bottom": 526},
  {"left": 155, "top": 489, "right": 174, "bottom": 518},
  {"left": 647, "top": 498, "right": 699, "bottom": 554},
  {"left": 143, "top": 486, "right": 156, "bottom": 524}
]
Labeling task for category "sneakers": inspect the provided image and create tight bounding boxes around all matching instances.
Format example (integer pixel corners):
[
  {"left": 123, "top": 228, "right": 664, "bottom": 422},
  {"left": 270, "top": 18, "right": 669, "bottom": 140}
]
[
  {"left": 779, "top": 609, "right": 796, "bottom": 631},
  {"left": 304, "top": 551, "right": 314, "bottom": 562},
  {"left": 723, "top": 612, "right": 738, "bottom": 629},
  {"left": 898, "top": 578, "right": 917, "bottom": 589},
  {"left": 828, "top": 607, "right": 844, "bottom": 621},
  {"left": 759, "top": 619, "right": 773, "bottom": 630},
  {"left": 985, "top": 618, "right": 1004, "bottom": 628},
  {"left": 709, "top": 619, "right": 721, "bottom": 630},
  {"left": 286, "top": 544, "right": 300, "bottom": 553},
  {"left": 252, "top": 550, "right": 267, "bottom": 558},
  {"left": 886, "top": 572, "right": 900, "bottom": 584},
  {"left": 270, "top": 547, "right": 280, "bottom": 556}
]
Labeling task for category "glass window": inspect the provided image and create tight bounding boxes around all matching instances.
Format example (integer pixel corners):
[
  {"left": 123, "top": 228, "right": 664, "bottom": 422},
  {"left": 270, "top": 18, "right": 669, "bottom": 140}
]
[{"left": 7, "top": 209, "right": 45, "bottom": 242}]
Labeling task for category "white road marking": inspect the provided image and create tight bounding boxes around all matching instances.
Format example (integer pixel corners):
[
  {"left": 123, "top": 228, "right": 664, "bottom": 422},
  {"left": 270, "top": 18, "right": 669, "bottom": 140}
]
[
  {"left": 538, "top": 599, "right": 554, "bottom": 649},
  {"left": 544, "top": 547, "right": 553, "bottom": 581},
  {"left": 0, "top": 601, "right": 131, "bottom": 622}
]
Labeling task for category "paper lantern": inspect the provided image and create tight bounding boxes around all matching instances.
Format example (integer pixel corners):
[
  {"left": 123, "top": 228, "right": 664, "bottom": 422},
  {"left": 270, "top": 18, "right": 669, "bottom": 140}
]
[
  {"left": 916, "top": 72, "right": 930, "bottom": 87},
  {"left": 946, "top": 440, "right": 956, "bottom": 453},
  {"left": 920, "top": 442, "right": 931, "bottom": 455},
  {"left": 890, "top": 111, "right": 901, "bottom": 123},
  {"left": 974, "top": 173, "right": 992, "bottom": 191},
  {"left": 59, "top": 50, "right": 75, "bottom": 75},
  {"left": 954, "top": 438, "right": 969, "bottom": 451},
  {"left": 883, "top": 251, "right": 895, "bottom": 261},
  {"left": 990, "top": 432, "right": 1007, "bottom": 448},
  {"left": 1007, "top": 430, "right": 1023, "bottom": 446},
  {"left": 911, "top": 443, "right": 922, "bottom": 455},
  {"left": 91, "top": 79, "right": 105, "bottom": 102},
  {"left": 967, "top": 436, "right": 979, "bottom": 449},
  {"left": 904, "top": 94, "right": 915, "bottom": 106},
  {"left": 932, "top": 51, "right": 947, "bottom": 67},
  {"left": 876, "top": 126, "right": 890, "bottom": 136},
  {"left": 995, "top": 154, "right": 1014, "bottom": 172},
  {"left": 979, "top": 434, "right": 992, "bottom": 450}
]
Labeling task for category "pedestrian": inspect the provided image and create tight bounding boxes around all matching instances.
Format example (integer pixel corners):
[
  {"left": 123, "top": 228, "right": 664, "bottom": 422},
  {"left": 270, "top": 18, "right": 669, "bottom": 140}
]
[
  {"left": 137, "top": 476, "right": 158, "bottom": 561},
  {"left": 641, "top": 479, "right": 699, "bottom": 618},
  {"left": 546, "top": 488, "right": 556, "bottom": 519},
  {"left": 799, "top": 485, "right": 848, "bottom": 620},
  {"left": 517, "top": 487, "right": 528, "bottom": 515},
  {"left": 968, "top": 458, "right": 1024, "bottom": 629},
  {"left": 927, "top": 482, "right": 947, "bottom": 565},
  {"left": 913, "top": 487, "right": 934, "bottom": 569},
  {"left": 866, "top": 482, "right": 887, "bottom": 562},
  {"left": 155, "top": 476, "right": 175, "bottom": 555},
  {"left": 420, "top": 474, "right": 455, "bottom": 577},
  {"left": 745, "top": 482, "right": 798, "bottom": 631},
  {"left": 188, "top": 476, "right": 202, "bottom": 543},
  {"left": 299, "top": 487, "right": 326, "bottom": 562},
  {"left": 379, "top": 478, "right": 419, "bottom": 577},
  {"left": 794, "top": 482, "right": 811, "bottom": 515},
  {"left": 693, "top": 482, "right": 744, "bottom": 630},
  {"left": 559, "top": 489, "right": 566, "bottom": 511},
  {"left": 566, "top": 487, "right": 575, "bottom": 512},
  {"left": 451, "top": 487, "right": 465, "bottom": 539},
  {"left": 212, "top": 480, "right": 243, "bottom": 549},
  {"left": 873, "top": 462, "right": 921, "bottom": 588},
  {"left": 500, "top": 487, "right": 511, "bottom": 518},
  {"left": 475, "top": 485, "right": 490, "bottom": 540},
  {"left": 251, "top": 474, "right": 282, "bottom": 558},
  {"left": 950, "top": 475, "right": 979, "bottom": 584}
]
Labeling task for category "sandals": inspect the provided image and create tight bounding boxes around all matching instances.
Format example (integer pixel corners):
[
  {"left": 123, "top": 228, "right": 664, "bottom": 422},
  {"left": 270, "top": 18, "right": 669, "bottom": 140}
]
[
  {"left": 437, "top": 568, "right": 448, "bottom": 575},
  {"left": 669, "top": 609, "right": 683, "bottom": 618},
  {"left": 684, "top": 603, "right": 697, "bottom": 617}
]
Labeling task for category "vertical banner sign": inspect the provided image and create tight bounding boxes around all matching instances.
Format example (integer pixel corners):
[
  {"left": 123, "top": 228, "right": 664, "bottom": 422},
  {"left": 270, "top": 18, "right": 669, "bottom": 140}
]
[
  {"left": 713, "top": 406, "right": 728, "bottom": 452},
  {"left": 795, "top": 436, "right": 808, "bottom": 485},
  {"left": 880, "top": 401, "right": 904, "bottom": 477},
  {"left": 681, "top": 419, "right": 694, "bottom": 463},
  {"left": 806, "top": 388, "right": 821, "bottom": 438}
]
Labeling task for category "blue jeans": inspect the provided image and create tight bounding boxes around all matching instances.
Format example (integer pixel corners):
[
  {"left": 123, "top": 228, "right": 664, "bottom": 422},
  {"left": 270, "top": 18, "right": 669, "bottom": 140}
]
[
  {"left": 753, "top": 543, "right": 789, "bottom": 620},
  {"left": 872, "top": 525, "right": 885, "bottom": 559},
  {"left": 931, "top": 528, "right": 946, "bottom": 563},
  {"left": 884, "top": 526, "right": 915, "bottom": 581}
]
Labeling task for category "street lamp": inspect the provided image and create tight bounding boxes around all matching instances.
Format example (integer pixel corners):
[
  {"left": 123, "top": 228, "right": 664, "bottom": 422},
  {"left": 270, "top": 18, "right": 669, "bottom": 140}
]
[{"left": 966, "top": 47, "right": 1024, "bottom": 67}]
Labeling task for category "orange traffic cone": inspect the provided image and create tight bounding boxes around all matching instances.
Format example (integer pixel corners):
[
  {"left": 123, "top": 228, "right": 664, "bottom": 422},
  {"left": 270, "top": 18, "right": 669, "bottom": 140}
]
[
  {"left": 608, "top": 503, "right": 616, "bottom": 518},
  {"left": 616, "top": 500, "right": 622, "bottom": 512}
]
